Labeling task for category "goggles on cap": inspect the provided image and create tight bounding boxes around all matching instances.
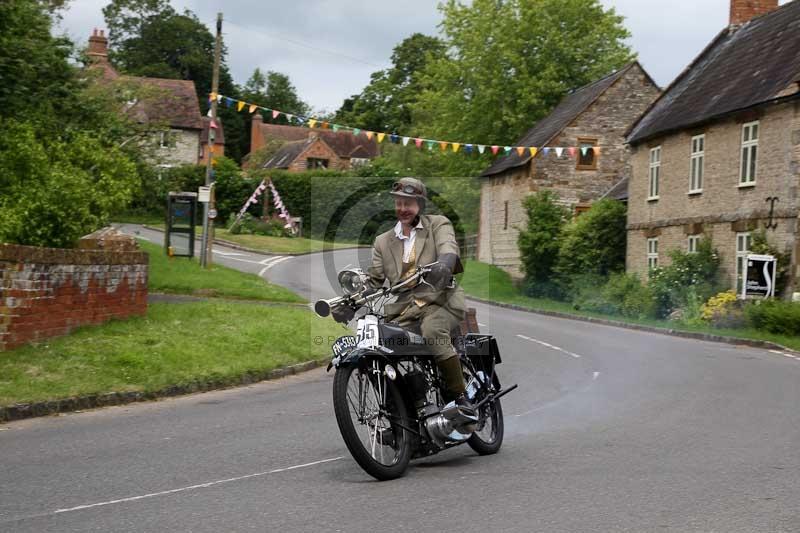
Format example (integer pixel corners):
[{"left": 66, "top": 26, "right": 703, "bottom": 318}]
[{"left": 391, "top": 182, "right": 423, "bottom": 195}]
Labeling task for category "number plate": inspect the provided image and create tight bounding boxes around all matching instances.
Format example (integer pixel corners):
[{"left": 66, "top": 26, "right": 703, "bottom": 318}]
[
  {"left": 356, "top": 315, "right": 380, "bottom": 348},
  {"left": 332, "top": 336, "right": 357, "bottom": 358}
]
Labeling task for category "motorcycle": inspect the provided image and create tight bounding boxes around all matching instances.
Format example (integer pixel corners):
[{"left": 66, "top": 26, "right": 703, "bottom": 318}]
[{"left": 314, "top": 263, "right": 517, "bottom": 480}]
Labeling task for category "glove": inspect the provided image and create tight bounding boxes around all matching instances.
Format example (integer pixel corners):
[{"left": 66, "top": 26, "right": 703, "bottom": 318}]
[
  {"left": 331, "top": 305, "right": 356, "bottom": 324},
  {"left": 424, "top": 261, "right": 453, "bottom": 291}
]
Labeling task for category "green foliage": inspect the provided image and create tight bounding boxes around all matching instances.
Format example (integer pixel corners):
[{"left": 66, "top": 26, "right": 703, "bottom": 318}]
[
  {"left": 335, "top": 33, "right": 446, "bottom": 134},
  {"left": 230, "top": 214, "right": 288, "bottom": 238},
  {"left": 358, "top": 143, "right": 489, "bottom": 179},
  {"left": 210, "top": 157, "right": 252, "bottom": 224},
  {"left": 517, "top": 191, "right": 569, "bottom": 297},
  {"left": 242, "top": 69, "right": 310, "bottom": 123},
  {"left": 649, "top": 239, "right": 721, "bottom": 318},
  {"left": 414, "top": 0, "right": 634, "bottom": 145},
  {"left": 0, "top": 120, "right": 139, "bottom": 247},
  {"left": 573, "top": 273, "right": 655, "bottom": 319},
  {"left": 745, "top": 299, "right": 800, "bottom": 336},
  {"left": 554, "top": 199, "right": 627, "bottom": 289},
  {"left": 128, "top": 163, "right": 206, "bottom": 217}
]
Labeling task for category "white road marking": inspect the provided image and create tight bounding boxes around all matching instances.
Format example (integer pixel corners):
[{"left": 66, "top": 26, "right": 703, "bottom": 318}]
[
  {"left": 52, "top": 457, "right": 343, "bottom": 515},
  {"left": 212, "top": 250, "right": 247, "bottom": 257},
  {"left": 516, "top": 334, "right": 582, "bottom": 359},
  {"left": 781, "top": 353, "right": 798, "bottom": 360},
  {"left": 258, "top": 256, "right": 292, "bottom": 277},
  {"left": 478, "top": 322, "right": 487, "bottom": 327},
  {"left": 769, "top": 350, "right": 784, "bottom": 354}
]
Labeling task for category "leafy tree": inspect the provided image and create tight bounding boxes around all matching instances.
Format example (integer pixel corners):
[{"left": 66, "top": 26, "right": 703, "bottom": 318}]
[
  {"left": 415, "top": 0, "right": 634, "bottom": 144},
  {"left": 517, "top": 191, "right": 570, "bottom": 297},
  {"left": 335, "top": 33, "right": 446, "bottom": 134},
  {"left": 554, "top": 199, "right": 627, "bottom": 288},
  {"left": 241, "top": 69, "right": 310, "bottom": 124}
]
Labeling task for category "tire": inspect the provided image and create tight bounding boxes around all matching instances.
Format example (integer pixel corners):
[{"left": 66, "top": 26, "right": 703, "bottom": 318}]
[
  {"left": 467, "top": 376, "right": 504, "bottom": 455},
  {"left": 332, "top": 362, "right": 412, "bottom": 480}
]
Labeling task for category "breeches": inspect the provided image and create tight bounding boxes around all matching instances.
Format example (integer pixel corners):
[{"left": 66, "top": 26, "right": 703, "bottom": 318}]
[{"left": 392, "top": 302, "right": 462, "bottom": 362}]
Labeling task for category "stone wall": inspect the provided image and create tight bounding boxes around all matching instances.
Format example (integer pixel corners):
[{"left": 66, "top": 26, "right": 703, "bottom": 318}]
[
  {"left": 626, "top": 100, "right": 800, "bottom": 292},
  {"left": 0, "top": 229, "right": 148, "bottom": 351},
  {"left": 478, "top": 64, "right": 660, "bottom": 277},
  {"left": 153, "top": 128, "right": 201, "bottom": 166}
]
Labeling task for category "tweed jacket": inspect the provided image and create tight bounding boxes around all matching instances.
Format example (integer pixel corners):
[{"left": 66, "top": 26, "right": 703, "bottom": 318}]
[{"left": 367, "top": 214, "right": 465, "bottom": 318}]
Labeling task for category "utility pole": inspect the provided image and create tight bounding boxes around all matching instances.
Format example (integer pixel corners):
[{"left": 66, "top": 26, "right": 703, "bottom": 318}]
[{"left": 201, "top": 12, "right": 223, "bottom": 268}]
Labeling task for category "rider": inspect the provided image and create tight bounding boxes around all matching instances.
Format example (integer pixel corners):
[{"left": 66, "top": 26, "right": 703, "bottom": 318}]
[{"left": 365, "top": 178, "right": 474, "bottom": 414}]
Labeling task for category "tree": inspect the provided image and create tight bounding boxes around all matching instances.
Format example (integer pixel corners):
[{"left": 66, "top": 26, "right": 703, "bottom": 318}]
[
  {"left": 517, "top": 191, "right": 570, "bottom": 297},
  {"left": 414, "top": 0, "right": 634, "bottom": 145},
  {"left": 554, "top": 199, "right": 628, "bottom": 287},
  {"left": 241, "top": 69, "right": 310, "bottom": 120},
  {"left": 335, "top": 33, "right": 445, "bottom": 134}
]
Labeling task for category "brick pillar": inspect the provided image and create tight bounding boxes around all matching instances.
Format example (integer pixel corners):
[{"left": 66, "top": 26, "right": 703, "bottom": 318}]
[
  {"left": 87, "top": 29, "right": 109, "bottom": 63},
  {"left": 730, "top": 0, "right": 778, "bottom": 25},
  {"left": 251, "top": 113, "right": 264, "bottom": 154}
]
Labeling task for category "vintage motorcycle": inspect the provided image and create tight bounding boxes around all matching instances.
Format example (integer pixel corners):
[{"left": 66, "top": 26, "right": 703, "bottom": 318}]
[{"left": 314, "top": 263, "right": 516, "bottom": 480}]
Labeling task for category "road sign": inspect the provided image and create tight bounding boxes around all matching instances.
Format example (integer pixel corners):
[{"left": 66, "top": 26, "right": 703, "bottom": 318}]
[
  {"left": 208, "top": 208, "right": 218, "bottom": 220},
  {"left": 741, "top": 254, "right": 777, "bottom": 299}
]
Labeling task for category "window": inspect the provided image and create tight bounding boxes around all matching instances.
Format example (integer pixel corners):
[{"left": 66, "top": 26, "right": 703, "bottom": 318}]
[
  {"left": 739, "top": 121, "right": 758, "bottom": 186},
  {"left": 503, "top": 201, "right": 509, "bottom": 230},
  {"left": 648, "top": 147, "right": 661, "bottom": 200},
  {"left": 307, "top": 158, "right": 329, "bottom": 169},
  {"left": 687, "top": 235, "right": 701, "bottom": 253},
  {"left": 647, "top": 238, "right": 659, "bottom": 270},
  {"left": 576, "top": 138, "right": 598, "bottom": 170},
  {"left": 736, "top": 232, "right": 752, "bottom": 294},
  {"left": 689, "top": 135, "right": 704, "bottom": 193}
]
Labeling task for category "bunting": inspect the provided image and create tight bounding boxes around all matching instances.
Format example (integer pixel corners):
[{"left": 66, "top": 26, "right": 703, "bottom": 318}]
[{"left": 210, "top": 92, "right": 607, "bottom": 161}]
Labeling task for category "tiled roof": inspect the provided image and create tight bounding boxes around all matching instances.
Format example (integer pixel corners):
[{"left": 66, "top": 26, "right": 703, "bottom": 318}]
[
  {"left": 481, "top": 62, "right": 641, "bottom": 177},
  {"left": 257, "top": 123, "right": 379, "bottom": 159},
  {"left": 263, "top": 139, "right": 310, "bottom": 169},
  {"left": 600, "top": 177, "right": 629, "bottom": 201},
  {"left": 124, "top": 77, "right": 204, "bottom": 130},
  {"left": 628, "top": 0, "right": 800, "bottom": 144}
]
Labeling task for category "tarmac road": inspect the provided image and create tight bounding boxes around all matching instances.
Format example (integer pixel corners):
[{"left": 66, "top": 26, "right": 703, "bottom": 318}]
[{"left": 1, "top": 225, "right": 798, "bottom": 532}]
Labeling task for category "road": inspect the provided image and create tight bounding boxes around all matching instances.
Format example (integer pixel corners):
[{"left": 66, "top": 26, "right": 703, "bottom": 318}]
[{"left": 1, "top": 225, "right": 799, "bottom": 532}]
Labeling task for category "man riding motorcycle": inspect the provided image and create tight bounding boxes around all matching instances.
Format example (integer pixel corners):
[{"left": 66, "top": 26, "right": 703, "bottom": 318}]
[{"left": 333, "top": 177, "right": 474, "bottom": 415}]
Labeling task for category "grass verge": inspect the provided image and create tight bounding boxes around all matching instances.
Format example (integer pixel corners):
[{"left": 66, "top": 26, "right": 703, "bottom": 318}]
[
  {"left": 0, "top": 301, "right": 348, "bottom": 406},
  {"left": 460, "top": 260, "right": 800, "bottom": 352},
  {"left": 140, "top": 239, "right": 304, "bottom": 303},
  {"left": 212, "top": 228, "right": 362, "bottom": 255}
]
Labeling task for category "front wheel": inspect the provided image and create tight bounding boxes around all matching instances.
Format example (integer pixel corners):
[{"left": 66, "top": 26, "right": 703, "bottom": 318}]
[
  {"left": 467, "top": 377, "right": 504, "bottom": 455},
  {"left": 332, "top": 361, "right": 412, "bottom": 480}
]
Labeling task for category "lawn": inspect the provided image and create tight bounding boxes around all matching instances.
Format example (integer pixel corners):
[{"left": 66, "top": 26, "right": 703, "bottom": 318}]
[
  {"left": 460, "top": 260, "right": 800, "bottom": 352},
  {"left": 211, "top": 228, "right": 363, "bottom": 255},
  {"left": 140, "top": 239, "right": 304, "bottom": 302},
  {"left": 0, "top": 301, "right": 348, "bottom": 405}
]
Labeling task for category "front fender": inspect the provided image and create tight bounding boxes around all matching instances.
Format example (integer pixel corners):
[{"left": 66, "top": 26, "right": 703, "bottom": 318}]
[{"left": 328, "top": 347, "right": 390, "bottom": 371}]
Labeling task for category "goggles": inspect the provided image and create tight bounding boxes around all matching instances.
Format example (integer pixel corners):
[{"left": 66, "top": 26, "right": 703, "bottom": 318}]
[{"left": 391, "top": 182, "right": 423, "bottom": 196}]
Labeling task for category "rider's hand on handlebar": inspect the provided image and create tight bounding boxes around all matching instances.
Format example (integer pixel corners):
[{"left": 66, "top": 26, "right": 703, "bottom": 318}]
[{"left": 423, "top": 261, "right": 453, "bottom": 291}]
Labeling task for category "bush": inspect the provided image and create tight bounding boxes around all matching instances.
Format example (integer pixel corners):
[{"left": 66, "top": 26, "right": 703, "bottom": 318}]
[
  {"left": 554, "top": 199, "right": 627, "bottom": 291},
  {"left": 701, "top": 290, "right": 745, "bottom": 328},
  {"left": 229, "top": 214, "right": 288, "bottom": 237},
  {"left": 745, "top": 299, "right": 800, "bottom": 336},
  {"left": 573, "top": 273, "right": 655, "bottom": 319},
  {"left": 517, "top": 191, "right": 569, "bottom": 298},
  {"left": 649, "top": 238, "right": 721, "bottom": 318},
  {"left": 750, "top": 229, "right": 791, "bottom": 296}
]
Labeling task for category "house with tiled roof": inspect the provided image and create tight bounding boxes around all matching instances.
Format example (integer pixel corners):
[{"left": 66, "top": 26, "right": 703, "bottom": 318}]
[
  {"left": 250, "top": 116, "right": 379, "bottom": 171},
  {"left": 625, "top": 0, "right": 800, "bottom": 297},
  {"left": 478, "top": 62, "right": 660, "bottom": 277},
  {"left": 86, "top": 29, "right": 222, "bottom": 167}
]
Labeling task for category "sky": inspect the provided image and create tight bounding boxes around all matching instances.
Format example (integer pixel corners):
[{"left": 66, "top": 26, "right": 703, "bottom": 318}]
[{"left": 57, "top": 0, "right": 792, "bottom": 115}]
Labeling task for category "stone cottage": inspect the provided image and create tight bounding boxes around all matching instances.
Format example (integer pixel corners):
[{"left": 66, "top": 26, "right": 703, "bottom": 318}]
[
  {"left": 478, "top": 62, "right": 660, "bottom": 277},
  {"left": 86, "top": 29, "right": 221, "bottom": 167},
  {"left": 625, "top": 0, "right": 800, "bottom": 297}
]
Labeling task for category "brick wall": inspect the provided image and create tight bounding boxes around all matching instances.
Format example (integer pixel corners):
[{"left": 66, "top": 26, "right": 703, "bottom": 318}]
[
  {"left": 478, "top": 64, "right": 660, "bottom": 278},
  {"left": 626, "top": 100, "right": 800, "bottom": 292},
  {"left": 0, "top": 229, "right": 148, "bottom": 351}
]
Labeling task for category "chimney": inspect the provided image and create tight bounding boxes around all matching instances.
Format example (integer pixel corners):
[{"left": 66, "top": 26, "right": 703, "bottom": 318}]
[
  {"left": 251, "top": 113, "right": 264, "bottom": 153},
  {"left": 730, "top": 0, "right": 779, "bottom": 25},
  {"left": 87, "top": 28, "right": 109, "bottom": 63}
]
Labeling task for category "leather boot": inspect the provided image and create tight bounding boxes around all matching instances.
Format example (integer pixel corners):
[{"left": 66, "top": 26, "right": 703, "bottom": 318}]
[{"left": 437, "top": 356, "right": 466, "bottom": 400}]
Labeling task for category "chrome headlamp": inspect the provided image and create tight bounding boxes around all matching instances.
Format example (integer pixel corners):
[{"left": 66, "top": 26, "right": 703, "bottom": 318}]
[{"left": 338, "top": 268, "right": 367, "bottom": 295}]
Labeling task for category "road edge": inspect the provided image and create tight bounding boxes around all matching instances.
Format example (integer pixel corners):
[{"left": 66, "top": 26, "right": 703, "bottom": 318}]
[
  {"left": 0, "top": 357, "right": 330, "bottom": 423},
  {"left": 466, "top": 295, "right": 800, "bottom": 355}
]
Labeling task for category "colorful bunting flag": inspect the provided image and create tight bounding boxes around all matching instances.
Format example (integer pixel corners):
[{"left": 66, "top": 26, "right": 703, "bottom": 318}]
[
  {"left": 415, "top": 138, "right": 423, "bottom": 148},
  {"left": 504, "top": 146, "right": 512, "bottom": 154},
  {"left": 529, "top": 147, "right": 538, "bottom": 157},
  {"left": 465, "top": 144, "right": 473, "bottom": 154},
  {"left": 555, "top": 147, "right": 564, "bottom": 157},
  {"left": 309, "top": 119, "right": 317, "bottom": 128},
  {"left": 543, "top": 147, "right": 551, "bottom": 156},
  {"left": 390, "top": 134, "right": 399, "bottom": 144},
  {"left": 377, "top": 132, "right": 386, "bottom": 143},
  {"left": 478, "top": 145, "right": 486, "bottom": 154},
  {"left": 365, "top": 131, "right": 374, "bottom": 140},
  {"left": 332, "top": 124, "right": 340, "bottom": 132},
  {"left": 491, "top": 146, "right": 499, "bottom": 155},
  {"left": 272, "top": 110, "right": 280, "bottom": 119},
  {"left": 593, "top": 146, "right": 601, "bottom": 155},
  {"left": 439, "top": 141, "right": 448, "bottom": 151},
  {"left": 402, "top": 137, "right": 410, "bottom": 146},
  {"left": 237, "top": 101, "right": 245, "bottom": 112},
  {"left": 452, "top": 143, "right": 460, "bottom": 153},
  {"left": 353, "top": 128, "right": 361, "bottom": 136},
  {"left": 580, "top": 146, "right": 589, "bottom": 157},
  {"left": 516, "top": 147, "right": 526, "bottom": 157},
  {"left": 568, "top": 147, "right": 577, "bottom": 157},
  {"left": 426, "top": 140, "right": 436, "bottom": 150}
]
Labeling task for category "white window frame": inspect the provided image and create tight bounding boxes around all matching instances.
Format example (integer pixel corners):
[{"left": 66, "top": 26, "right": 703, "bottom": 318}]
[
  {"left": 647, "top": 238, "right": 659, "bottom": 270},
  {"left": 736, "top": 232, "right": 752, "bottom": 293},
  {"left": 687, "top": 235, "right": 701, "bottom": 253},
  {"left": 739, "top": 121, "right": 758, "bottom": 186},
  {"left": 648, "top": 147, "right": 661, "bottom": 200},
  {"left": 689, "top": 134, "right": 704, "bottom": 193}
]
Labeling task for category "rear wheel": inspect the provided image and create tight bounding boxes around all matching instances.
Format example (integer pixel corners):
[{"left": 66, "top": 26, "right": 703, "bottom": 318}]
[
  {"left": 467, "top": 376, "right": 504, "bottom": 455},
  {"left": 332, "top": 361, "right": 412, "bottom": 480}
]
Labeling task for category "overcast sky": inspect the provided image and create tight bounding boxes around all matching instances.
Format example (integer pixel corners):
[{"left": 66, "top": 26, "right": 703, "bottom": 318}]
[{"left": 58, "top": 0, "right": 792, "bottom": 115}]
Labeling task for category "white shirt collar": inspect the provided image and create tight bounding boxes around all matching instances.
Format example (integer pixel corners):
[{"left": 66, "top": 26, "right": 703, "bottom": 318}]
[{"left": 394, "top": 219, "right": 423, "bottom": 240}]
